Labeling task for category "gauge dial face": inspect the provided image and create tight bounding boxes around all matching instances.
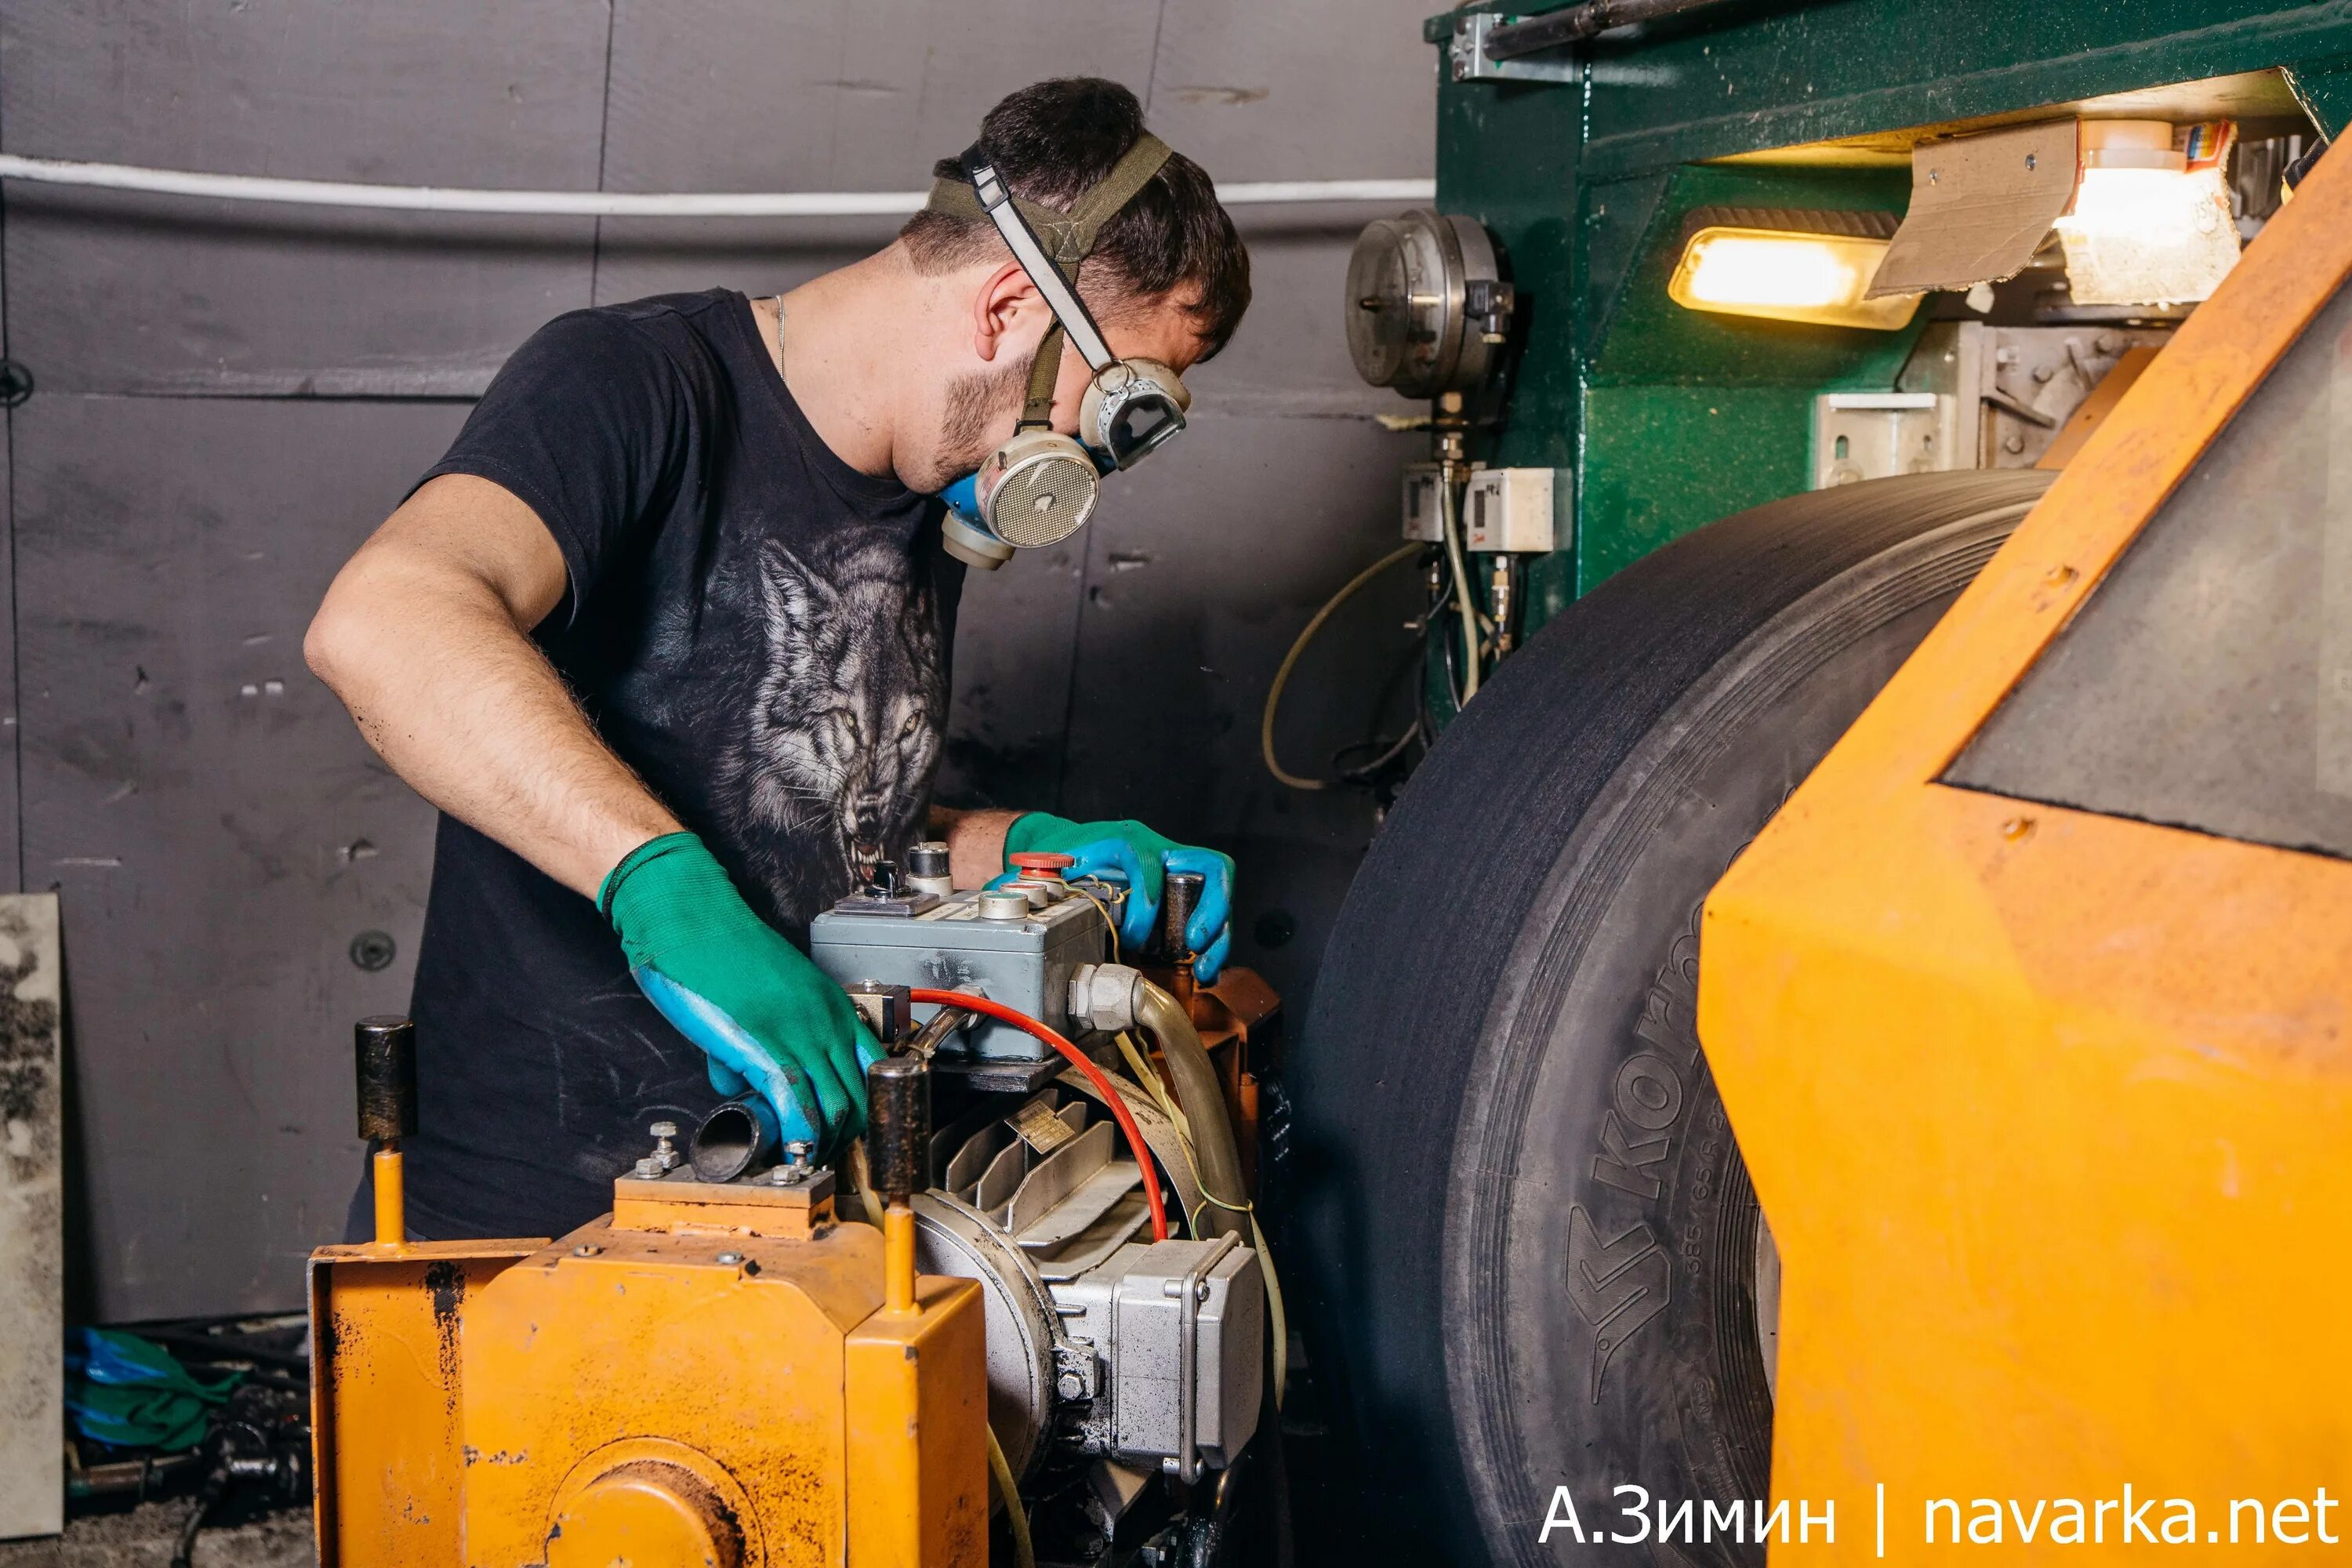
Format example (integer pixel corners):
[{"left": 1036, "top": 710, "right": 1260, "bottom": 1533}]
[
  {"left": 1345, "top": 218, "right": 1415, "bottom": 387},
  {"left": 1346, "top": 212, "right": 1447, "bottom": 393},
  {"left": 1344, "top": 209, "right": 1498, "bottom": 400}
]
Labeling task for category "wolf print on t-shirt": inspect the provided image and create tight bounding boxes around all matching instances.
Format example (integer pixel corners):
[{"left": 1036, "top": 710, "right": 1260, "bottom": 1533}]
[{"left": 713, "top": 535, "right": 948, "bottom": 935}]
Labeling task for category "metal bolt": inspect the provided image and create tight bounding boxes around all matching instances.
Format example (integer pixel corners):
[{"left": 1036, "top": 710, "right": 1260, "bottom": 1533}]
[
  {"left": 573, "top": 1243, "right": 602, "bottom": 1257},
  {"left": 2003, "top": 434, "right": 2025, "bottom": 454},
  {"left": 648, "top": 1120, "right": 681, "bottom": 1173},
  {"left": 769, "top": 1141, "right": 815, "bottom": 1184},
  {"left": 2025, "top": 152, "right": 2038, "bottom": 171},
  {"left": 2032, "top": 364, "right": 2054, "bottom": 383},
  {"left": 1057, "top": 1372, "right": 1085, "bottom": 1399},
  {"left": 632, "top": 1157, "right": 662, "bottom": 1179},
  {"left": 349, "top": 930, "right": 397, "bottom": 972},
  {"left": 714, "top": 1251, "right": 745, "bottom": 1266}
]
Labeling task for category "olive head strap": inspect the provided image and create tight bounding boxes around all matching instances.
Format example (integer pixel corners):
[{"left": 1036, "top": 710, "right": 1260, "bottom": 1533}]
[{"left": 927, "top": 132, "right": 1174, "bottom": 429}]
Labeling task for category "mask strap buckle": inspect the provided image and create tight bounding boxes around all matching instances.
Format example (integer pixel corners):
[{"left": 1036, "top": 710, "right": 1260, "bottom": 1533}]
[{"left": 955, "top": 136, "right": 1171, "bottom": 377}]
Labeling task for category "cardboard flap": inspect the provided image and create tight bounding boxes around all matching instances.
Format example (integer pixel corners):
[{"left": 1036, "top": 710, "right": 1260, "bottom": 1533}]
[{"left": 1869, "top": 121, "right": 2078, "bottom": 296}]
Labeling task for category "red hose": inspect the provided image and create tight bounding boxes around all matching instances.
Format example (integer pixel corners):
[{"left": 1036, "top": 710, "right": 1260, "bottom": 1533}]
[{"left": 909, "top": 987, "right": 1170, "bottom": 1241}]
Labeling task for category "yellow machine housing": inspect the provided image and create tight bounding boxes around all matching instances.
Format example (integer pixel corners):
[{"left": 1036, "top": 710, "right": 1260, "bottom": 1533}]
[
  {"left": 308, "top": 1166, "right": 986, "bottom": 1568},
  {"left": 1701, "top": 134, "right": 2352, "bottom": 1531}
]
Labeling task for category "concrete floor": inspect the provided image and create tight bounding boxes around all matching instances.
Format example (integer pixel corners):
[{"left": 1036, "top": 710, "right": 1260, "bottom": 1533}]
[{"left": 0, "top": 1506, "right": 310, "bottom": 1568}]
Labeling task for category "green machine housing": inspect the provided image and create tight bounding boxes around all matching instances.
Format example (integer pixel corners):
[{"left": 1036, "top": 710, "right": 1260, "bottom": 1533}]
[{"left": 1421, "top": 0, "right": 2352, "bottom": 627}]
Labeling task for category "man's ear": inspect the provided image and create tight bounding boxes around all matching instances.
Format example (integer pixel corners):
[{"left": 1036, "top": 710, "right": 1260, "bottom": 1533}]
[{"left": 971, "top": 260, "right": 1045, "bottom": 364}]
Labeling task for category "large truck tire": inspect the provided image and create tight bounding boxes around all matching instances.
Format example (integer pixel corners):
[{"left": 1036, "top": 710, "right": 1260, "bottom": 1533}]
[{"left": 1288, "top": 470, "right": 2054, "bottom": 1566}]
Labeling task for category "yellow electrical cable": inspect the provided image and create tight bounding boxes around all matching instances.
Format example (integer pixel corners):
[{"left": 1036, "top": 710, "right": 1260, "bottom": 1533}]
[
  {"left": 1438, "top": 476, "right": 1481, "bottom": 702},
  {"left": 1252, "top": 1210, "right": 1289, "bottom": 1412},
  {"left": 985, "top": 1425, "right": 1036, "bottom": 1568},
  {"left": 1116, "top": 1031, "right": 1186, "bottom": 1134},
  {"left": 1069, "top": 880, "right": 1121, "bottom": 963},
  {"left": 1261, "top": 542, "right": 1426, "bottom": 791},
  {"left": 1111, "top": 1032, "right": 1287, "bottom": 1410}
]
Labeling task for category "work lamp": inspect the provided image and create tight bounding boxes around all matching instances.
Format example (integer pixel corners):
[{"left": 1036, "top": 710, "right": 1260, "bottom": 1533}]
[{"left": 1668, "top": 224, "right": 1924, "bottom": 330}]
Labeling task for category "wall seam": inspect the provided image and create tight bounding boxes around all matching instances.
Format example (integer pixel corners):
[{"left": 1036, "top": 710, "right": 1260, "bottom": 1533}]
[
  {"left": 588, "top": 0, "right": 621, "bottom": 307},
  {"left": 1051, "top": 0, "right": 1174, "bottom": 813},
  {"left": 2, "top": 21, "right": 19, "bottom": 897},
  {"left": 1142, "top": 0, "right": 1171, "bottom": 117}
]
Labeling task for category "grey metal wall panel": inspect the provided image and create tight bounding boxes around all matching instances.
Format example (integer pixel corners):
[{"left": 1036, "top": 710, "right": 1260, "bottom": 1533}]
[
  {"left": 1058, "top": 409, "right": 1423, "bottom": 1007},
  {"left": 1144, "top": 0, "right": 1436, "bottom": 408},
  {"left": 590, "top": 0, "right": 1163, "bottom": 305},
  {"left": 601, "top": 0, "right": 1163, "bottom": 190},
  {"left": 1185, "top": 219, "right": 1417, "bottom": 413},
  {"left": 1145, "top": 0, "right": 1438, "bottom": 182},
  {"left": 0, "top": 423, "right": 17, "bottom": 893},
  {"left": 590, "top": 221, "right": 896, "bottom": 310},
  {"left": 16, "top": 394, "right": 457, "bottom": 1319},
  {"left": 2, "top": 0, "right": 609, "bottom": 394},
  {"left": 938, "top": 543, "right": 1087, "bottom": 812}
]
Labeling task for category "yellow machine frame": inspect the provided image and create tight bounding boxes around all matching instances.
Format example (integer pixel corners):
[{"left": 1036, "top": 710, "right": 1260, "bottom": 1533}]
[
  {"left": 1702, "top": 134, "right": 2352, "bottom": 1541},
  {"left": 309, "top": 1165, "right": 986, "bottom": 1568}
]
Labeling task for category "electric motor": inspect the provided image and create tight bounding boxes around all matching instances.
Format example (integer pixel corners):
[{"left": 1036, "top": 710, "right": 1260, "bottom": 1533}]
[
  {"left": 904, "top": 1086, "right": 1261, "bottom": 1488},
  {"left": 808, "top": 880, "right": 1266, "bottom": 1501}
]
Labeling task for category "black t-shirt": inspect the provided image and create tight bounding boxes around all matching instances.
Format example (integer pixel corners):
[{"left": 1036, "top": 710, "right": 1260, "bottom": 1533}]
[{"left": 368, "top": 289, "right": 963, "bottom": 1241}]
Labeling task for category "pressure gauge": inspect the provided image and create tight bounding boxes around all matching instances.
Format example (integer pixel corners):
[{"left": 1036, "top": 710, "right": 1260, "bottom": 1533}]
[{"left": 1345, "top": 209, "right": 1511, "bottom": 400}]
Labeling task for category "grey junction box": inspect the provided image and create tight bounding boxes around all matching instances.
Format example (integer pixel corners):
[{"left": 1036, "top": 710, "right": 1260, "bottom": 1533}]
[
  {"left": 808, "top": 887, "right": 1110, "bottom": 1061},
  {"left": 1052, "top": 1237, "right": 1264, "bottom": 1475}
]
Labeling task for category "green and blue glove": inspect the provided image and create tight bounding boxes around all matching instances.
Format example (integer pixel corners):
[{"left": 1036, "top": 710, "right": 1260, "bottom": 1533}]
[
  {"left": 600, "top": 833, "right": 881, "bottom": 1152},
  {"left": 1002, "top": 813, "right": 1236, "bottom": 982}
]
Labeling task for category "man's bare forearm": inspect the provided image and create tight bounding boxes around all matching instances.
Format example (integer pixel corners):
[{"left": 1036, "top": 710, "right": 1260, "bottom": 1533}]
[
  {"left": 307, "top": 476, "right": 681, "bottom": 901},
  {"left": 931, "top": 805, "right": 1019, "bottom": 890}
]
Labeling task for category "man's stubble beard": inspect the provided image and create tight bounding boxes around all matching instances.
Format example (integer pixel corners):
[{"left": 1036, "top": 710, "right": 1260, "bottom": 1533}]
[{"left": 930, "top": 350, "right": 1034, "bottom": 488}]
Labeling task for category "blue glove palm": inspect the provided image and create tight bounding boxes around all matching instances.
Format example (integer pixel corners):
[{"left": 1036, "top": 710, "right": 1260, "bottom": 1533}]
[
  {"left": 1003, "top": 815, "right": 1235, "bottom": 982},
  {"left": 601, "top": 833, "right": 883, "bottom": 1152}
]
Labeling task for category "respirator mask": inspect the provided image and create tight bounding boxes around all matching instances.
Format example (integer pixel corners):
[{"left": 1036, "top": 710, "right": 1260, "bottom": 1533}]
[{"left": 930, "top": 134, "right": 1193, "bottom": 570}]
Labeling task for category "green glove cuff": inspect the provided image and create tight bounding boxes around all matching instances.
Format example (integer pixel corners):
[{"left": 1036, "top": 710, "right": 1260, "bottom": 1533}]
[
  {"left": 1001, "top": 811, "right": 1065, "bottom": 869},
  {"left": 599, "top": 831, "right": 771, "bottom": 973},
  {"left": 598, "top": 831, "right": 702, "bottom": 920}
]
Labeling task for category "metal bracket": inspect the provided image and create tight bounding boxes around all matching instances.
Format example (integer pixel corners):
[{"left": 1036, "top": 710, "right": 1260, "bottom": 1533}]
[
  {"left": 1450, "top": 13, "right": 1579, "bottom": 84},
  {"left": 1161, "top": 1232, "right": 1241, "bottom": 1485},
  {"left": 1052, "top": 1341, "right": 1098, "bottom": 1402}
]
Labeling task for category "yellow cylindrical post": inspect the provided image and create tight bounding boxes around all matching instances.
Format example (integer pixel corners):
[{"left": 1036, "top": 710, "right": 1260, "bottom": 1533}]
[
  {"left": 884, "top": 1200, "right": 918, "bottom": 1317},
  {"left": 372, "top": 1144, "right": 406, "bottom": 1247},
  {"left": 868, "top": 1054, "right": 929, "bottom": 1319}
]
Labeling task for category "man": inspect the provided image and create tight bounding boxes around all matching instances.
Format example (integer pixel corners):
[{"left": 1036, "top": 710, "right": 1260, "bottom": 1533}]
[{"left": 306, "top": 78, "right": 1250, "bottom": 1241}]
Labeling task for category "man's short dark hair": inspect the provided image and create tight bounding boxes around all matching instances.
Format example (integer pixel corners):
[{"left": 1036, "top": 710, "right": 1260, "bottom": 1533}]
[{"left": 900, "top": 78, "right": 1251, "bottom": 359}]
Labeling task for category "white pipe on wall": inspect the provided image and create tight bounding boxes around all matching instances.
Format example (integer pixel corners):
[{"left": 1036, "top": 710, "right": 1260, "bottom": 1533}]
[{"left": 0, "top": 154, "right": 1433, "bottom": 216}]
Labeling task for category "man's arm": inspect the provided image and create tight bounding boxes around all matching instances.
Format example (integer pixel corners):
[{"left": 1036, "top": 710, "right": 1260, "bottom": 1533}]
[
  {"left": 930, "top": 805, "right": 1019, "bottom": 890},
  {"left": 305, "top": 473, "right": 681, "bottom": 898}
]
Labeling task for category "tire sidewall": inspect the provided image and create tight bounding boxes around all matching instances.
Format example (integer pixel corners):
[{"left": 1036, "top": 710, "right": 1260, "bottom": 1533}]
[{"left": 1443, "top": 514, "right": 2025, "bottom": 1566}]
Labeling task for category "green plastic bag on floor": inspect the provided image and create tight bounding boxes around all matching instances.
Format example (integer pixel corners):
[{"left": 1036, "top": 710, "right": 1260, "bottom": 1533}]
[{"left": 64, "top": 1328, "right": 242, "bottom": 1452}]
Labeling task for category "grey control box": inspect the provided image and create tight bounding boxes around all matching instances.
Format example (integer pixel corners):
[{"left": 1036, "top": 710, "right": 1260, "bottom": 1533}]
[
  {"left": 809, "top": 887, "right": 1110, "bottom": 1061},
  {"left": 1051, "top": 1238, "right": 1264, "bottom": 1473}
]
